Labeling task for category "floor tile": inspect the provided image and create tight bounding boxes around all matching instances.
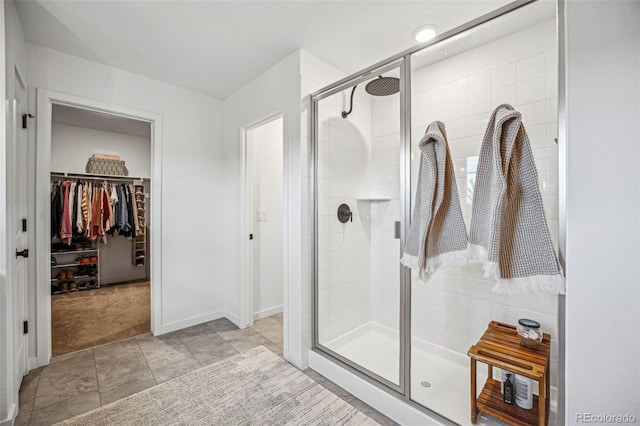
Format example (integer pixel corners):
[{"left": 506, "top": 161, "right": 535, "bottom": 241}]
[
  {"left": 252, "top": 317, "right": 283, "bottom": 345},
  {"left": 209, "top": 317, "right": 239, "bottom": 332},
  {"left": 182, "top": 333, "right": 239, "bottom": 366},
  {"left": 228, "top": 333, "right": 273, "bottom": 352},
  {"left": 33, "top": 350, "right": 98, "bottom": 410},
  {"left": 136, "top": 333, "right": 193, "bottom": 369},
  {"left": 99, "top": 372, "right": 157, "bottom": 405},
  {"left": 217, "top": 327, "right": 258, "bottom": 341},
  {"left": 30, "top": 391, "right": 101, "bottom": 426},
  {"left": 17, "top": 312, "right": 394, "bottom": 425},
  {"left": 150, "top": 356, "right": 201, "bottom": 383}
]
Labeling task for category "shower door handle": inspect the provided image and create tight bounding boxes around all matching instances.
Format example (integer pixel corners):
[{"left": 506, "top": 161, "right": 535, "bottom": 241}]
[{"left": 394, "top": 221, "right": 401, "bottom": 239}]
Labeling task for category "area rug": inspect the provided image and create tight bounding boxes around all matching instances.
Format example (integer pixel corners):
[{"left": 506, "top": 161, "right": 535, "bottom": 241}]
[{"left": 56, "top": 346, "right": 379, "bottom": 425}]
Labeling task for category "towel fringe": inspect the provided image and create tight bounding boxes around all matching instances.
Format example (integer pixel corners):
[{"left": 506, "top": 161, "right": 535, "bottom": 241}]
[
  {"left": 400, "top": 254, "right": 421, "bottom": 271},
  {"left": 402, "top": 250, "right": 469, "bottom": 283},
  {"left": 468, "top": 243, "right": 566, "bottom": 294},
  {"left": 467, "top": 244, "right": 499, "bottom": 279},
  {"left": 491, "top": 275, "right": 566, "bottom": 295}
]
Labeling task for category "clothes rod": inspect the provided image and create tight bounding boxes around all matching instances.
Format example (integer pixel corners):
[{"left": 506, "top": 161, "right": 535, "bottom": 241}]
[{"left": 50, "top": 171, "right": 147, "bottom": 183}]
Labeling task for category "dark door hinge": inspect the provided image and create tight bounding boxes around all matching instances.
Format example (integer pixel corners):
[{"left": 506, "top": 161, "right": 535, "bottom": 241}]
[
  {"left": 16, "top": 249, "right": 29, "bottom": 258},
  {"left": 22, "top": 113, "right": 34, "bottom": 129},
  {"left": 23, "top": 321, "right": 28, "bottom": 334},
  {"left": 22, "top": 218, "right": 27, "bottom": 232}
]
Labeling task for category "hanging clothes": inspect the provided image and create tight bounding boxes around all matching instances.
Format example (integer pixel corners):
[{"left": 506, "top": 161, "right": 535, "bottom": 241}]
[
  {"left": 50, "top": 175, "right": 149, "bottom": 244},
  {"left": 60, "top": 181, "right": 73, "bottom": 243},
  {"left": 51, "top": 183, "right": 62, "bottom": 239}
]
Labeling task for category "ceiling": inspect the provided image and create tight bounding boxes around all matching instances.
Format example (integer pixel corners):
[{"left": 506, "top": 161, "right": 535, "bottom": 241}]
[
  {"left": 14, "top": 0, "right": 515, "bottom": 100},
  {"left": 53, "top": 104, "right": 151, "bottom": 138}
]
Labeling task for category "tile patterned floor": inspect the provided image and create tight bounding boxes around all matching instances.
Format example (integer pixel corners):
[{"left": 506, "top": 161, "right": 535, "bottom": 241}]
[{"left": 16, "top": 314, "right": 396, "bottom": 425}]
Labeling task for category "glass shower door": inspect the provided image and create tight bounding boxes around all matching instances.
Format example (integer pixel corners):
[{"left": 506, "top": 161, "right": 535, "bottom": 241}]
[{"left": 314, "top": 65, "right": 404, "bottom": 388}]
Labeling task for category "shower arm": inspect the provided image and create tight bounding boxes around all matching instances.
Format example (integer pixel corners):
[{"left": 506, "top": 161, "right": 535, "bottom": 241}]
[{"left": 341, "top": 85, "right": 357, "bottom": 118}]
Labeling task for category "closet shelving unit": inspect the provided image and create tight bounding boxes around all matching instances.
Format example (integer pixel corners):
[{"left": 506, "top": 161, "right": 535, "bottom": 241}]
[
  {"left": 50, "top": 171, "right": 150, "bottom": 292},
  {"left": 51, "top": 248, "right": 100, "bottom": 294},
  {"left": 132, "top": 183, "right": 147, "bottom": 267}
]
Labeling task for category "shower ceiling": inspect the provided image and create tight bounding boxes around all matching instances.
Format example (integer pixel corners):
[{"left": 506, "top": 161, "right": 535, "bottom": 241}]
[{"left": 15, "top": 0, "right": 512, "bottom": 99}]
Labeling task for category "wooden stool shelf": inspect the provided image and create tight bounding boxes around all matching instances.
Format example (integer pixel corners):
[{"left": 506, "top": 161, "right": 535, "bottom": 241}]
[{"left": 468, "top": 321, "right": 551, "bottom": 426}]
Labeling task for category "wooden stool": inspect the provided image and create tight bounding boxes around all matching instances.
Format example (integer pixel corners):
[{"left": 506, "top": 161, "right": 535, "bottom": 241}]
[{"left": 468, "top": 321, "right": 550, "bottom": 426}]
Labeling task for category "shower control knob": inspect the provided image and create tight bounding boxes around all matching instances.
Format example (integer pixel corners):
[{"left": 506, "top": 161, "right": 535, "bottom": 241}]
[{"left": 337, "top": 204, "right": 352, "bottom": 224}]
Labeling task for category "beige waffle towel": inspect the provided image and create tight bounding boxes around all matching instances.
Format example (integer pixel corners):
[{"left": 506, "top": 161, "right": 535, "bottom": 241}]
[
  {"left": 401, "top": 121, "right": 468, "bottom": 281},
  {"left": 468, "top": 104, "right": 564, "bottom": 294}
]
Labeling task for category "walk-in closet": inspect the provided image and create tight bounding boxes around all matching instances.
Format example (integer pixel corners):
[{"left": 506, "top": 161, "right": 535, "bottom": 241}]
[{"left": 49, "top": 104, "right": 152, "bottom": 356}]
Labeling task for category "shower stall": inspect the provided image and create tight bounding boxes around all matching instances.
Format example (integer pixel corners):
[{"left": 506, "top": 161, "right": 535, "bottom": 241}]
[{"left": 311, "top": 1, "right": 561, "bottom": 424}]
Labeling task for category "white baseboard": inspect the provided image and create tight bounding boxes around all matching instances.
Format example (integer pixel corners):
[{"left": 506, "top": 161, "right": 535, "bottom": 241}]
[
  {"left": 225, "top": 310, "right": 241, "bottom": 328},
  {"left": 0, "top": 403, "right": 16, "bottom": 426},
  {"left": 28, "top": 357, "right": 39, "bottom": 371},
  {"left": 155, "top": 309, "right": 226, "bottom": 335},
  {"left": 252, "top": 305, "right": 283, "bottom": 321}
]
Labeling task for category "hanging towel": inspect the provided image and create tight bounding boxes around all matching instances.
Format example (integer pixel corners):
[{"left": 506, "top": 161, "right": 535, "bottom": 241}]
[
  {"left": 401, "top": 121, "right": 468, "bottom": 281},
  {"left": 468, "top": 104, "right": 564, "bottom": 294}
]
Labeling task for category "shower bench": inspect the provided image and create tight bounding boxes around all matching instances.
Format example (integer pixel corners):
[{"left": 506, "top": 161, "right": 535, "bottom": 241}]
[{"left": 468, "top": 321, "right": 550, "bottom": 426}]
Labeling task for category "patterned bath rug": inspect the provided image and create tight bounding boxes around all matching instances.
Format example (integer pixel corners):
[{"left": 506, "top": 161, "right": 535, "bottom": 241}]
[{"left": 56, "top": 345, "right": 379, "bottom": 425}]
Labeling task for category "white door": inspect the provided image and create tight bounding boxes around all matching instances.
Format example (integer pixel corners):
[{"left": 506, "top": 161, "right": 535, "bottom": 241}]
[{"left": 10, "top": 67, "right": 29, "bottom": 389}]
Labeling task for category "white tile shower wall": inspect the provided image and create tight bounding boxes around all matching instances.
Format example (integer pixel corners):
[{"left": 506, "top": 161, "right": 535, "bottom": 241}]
[
  {"left": 369, "top": 95, "right": 401, "bottom": 331},
  {"left": 409, "top": 20, "right": 560, "bottom": 388},
  {"left": 316, "top": 88, "right": 373, "bottom": 343}
]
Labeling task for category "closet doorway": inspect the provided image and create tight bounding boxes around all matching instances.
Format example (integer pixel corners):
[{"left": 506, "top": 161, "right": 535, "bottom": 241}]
[
  {"left": 35, "top": 90, "right": 163, "bottom": 366},
  {"left": 245, "top": 116, "right": 285, "bottom": 332},
  {"left": 48, "top": 104, "right": 152, "bottom": 356}
]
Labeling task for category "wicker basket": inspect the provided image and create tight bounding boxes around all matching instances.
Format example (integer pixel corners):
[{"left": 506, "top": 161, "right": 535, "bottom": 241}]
[{"left": 86, "top": 158, "right": 128, "bottom": 176}]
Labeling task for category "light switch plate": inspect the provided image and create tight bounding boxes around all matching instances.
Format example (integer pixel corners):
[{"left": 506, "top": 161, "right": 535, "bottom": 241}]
[{"left": 257, "top": 209, "right": 268, "bottom": 222}]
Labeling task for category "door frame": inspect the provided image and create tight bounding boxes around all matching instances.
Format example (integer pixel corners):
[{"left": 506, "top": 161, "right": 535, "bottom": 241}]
[
  {"left": 240, "top": 112, "right": 286, "bottom": 329},
  {"left": 35, "top": 89, "right": 163, "bottom": 367}
]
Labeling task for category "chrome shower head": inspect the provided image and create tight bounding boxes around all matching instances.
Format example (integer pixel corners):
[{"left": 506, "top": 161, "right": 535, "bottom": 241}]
[{"left": 365, "top": 76, "right": 400, "bottom": 96}]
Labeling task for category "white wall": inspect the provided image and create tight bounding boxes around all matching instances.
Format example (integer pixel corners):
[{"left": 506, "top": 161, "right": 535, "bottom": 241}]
[
  {"left": 299, "top": 51, "right": 348, "bottom": 365},
  {"left": 26, "top": 45, "right": 227, "bottom": 356},
  {"left": 224, "top": 49, "right": 344, "bottom": 369},
  {"left": 249, "top": 117, "right": 284, "bottom": 319},
  {"left": 223, "top": 50, "right": 304, "bottom": 366},
  {"left": 565, "top": 1, "right": 640, "bottom": 422},
  {"left": 51, "top": 122, "right": 151, "bottom": 178}
]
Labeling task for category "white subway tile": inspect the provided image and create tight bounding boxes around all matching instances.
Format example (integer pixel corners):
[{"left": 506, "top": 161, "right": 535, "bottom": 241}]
[
  {"left": 469, "top": 299, "right": 492, "bottom": 321},
  {"left": 546, "top": 98, "right": 558, "bottom": 123},
  {"left": 467, "top": 113, "right": 491, "bottom": 138},
  {"left": 517, "top": 77, "right": 546, "bottom": 105},
  {"left": 546, "top": 72, "right": 558, "bottom": 100},
  {"left": 518, "top": 100, "right": 546, "bottom": 126},
  {"left": 469, "top": 72, "right": 491, "bottom": 95},
  {"left": 491, "top": 63, "right": 517, "bottom": 89},
  {"left": 517, "top": 53, "right": 546, "bottom": 82},
  {"left": 527, "top": 124, "right": 547, "bottom": 150},
  {"left": 492, "top": 303, "right": 519, "bottom": 325},
  {"left": 491, "top": 84, "right": 517, "bottom": 107},
  {"left": 468, "top": 91, "right": 492, "bottom": 116}
]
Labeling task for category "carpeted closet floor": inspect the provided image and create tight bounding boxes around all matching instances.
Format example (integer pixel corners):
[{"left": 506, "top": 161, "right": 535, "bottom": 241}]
[{"left": 51, "top": 281, "right": 150, "bottom": 356}]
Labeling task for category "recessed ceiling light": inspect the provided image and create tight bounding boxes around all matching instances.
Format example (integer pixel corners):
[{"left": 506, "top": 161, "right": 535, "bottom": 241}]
[{"left": 413, "top": 26, "right": 437, "bottom": 43}]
